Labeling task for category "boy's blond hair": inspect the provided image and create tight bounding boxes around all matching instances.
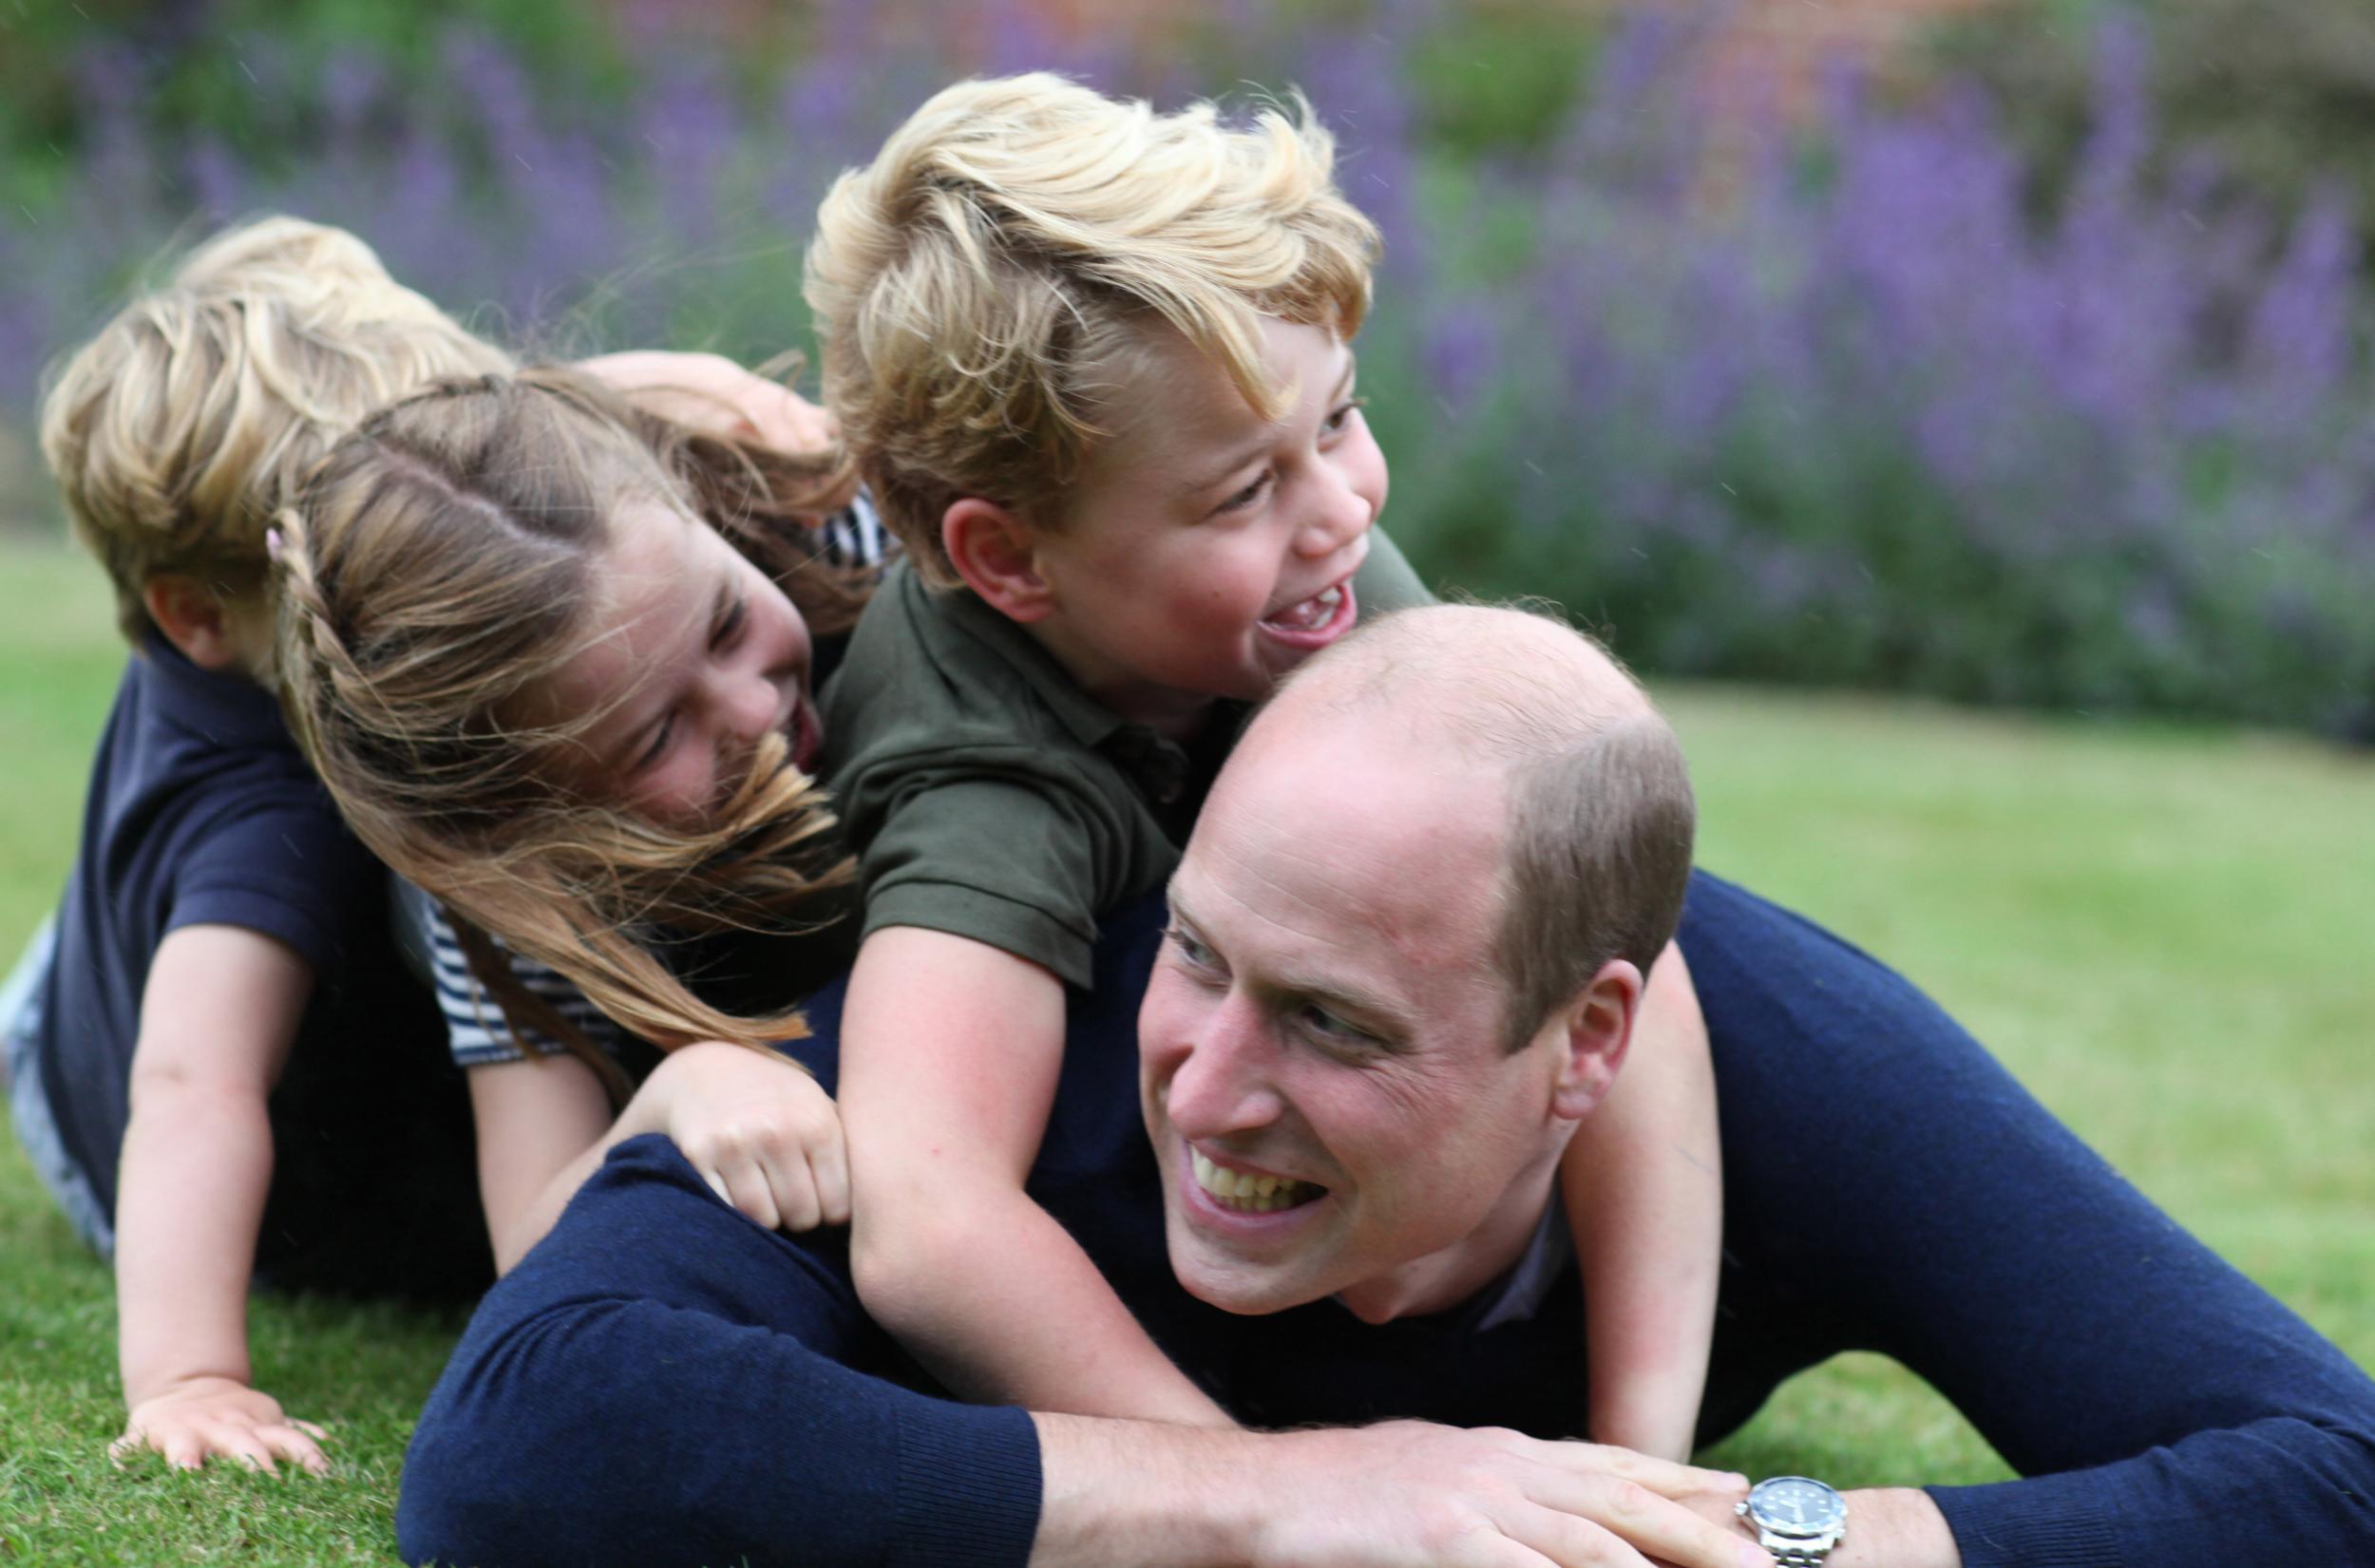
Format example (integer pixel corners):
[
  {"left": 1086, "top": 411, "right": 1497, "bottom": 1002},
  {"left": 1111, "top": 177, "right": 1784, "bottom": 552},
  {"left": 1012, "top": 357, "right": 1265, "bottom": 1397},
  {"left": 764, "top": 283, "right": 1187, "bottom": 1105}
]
[
  {"left": 805, "top": 73, "right": 1379, "bottom": 586},
  {"left": 39, "top": 215, "right": 514, "bottom": 644}
]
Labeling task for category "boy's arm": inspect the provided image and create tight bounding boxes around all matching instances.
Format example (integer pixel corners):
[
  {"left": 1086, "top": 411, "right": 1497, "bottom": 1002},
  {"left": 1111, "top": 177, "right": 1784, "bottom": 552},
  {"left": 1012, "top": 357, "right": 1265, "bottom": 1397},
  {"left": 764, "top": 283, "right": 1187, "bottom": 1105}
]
[
  {"left": 1563, "top": 940, "right": 1723, "bottom": 1462},
  {"left": 841, "top": 925, "right": 1232, "bottom": 1426},
  {"left": 112, "top": 924, "right": 327, "bottom": 1475}
]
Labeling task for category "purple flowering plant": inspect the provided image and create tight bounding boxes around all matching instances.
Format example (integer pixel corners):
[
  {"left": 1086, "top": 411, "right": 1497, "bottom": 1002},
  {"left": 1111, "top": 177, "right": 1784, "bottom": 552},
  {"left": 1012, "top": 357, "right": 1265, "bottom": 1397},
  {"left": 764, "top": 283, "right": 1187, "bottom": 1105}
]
[{"left": 3, "top": 2, "right": 2368, "bottom": 737}]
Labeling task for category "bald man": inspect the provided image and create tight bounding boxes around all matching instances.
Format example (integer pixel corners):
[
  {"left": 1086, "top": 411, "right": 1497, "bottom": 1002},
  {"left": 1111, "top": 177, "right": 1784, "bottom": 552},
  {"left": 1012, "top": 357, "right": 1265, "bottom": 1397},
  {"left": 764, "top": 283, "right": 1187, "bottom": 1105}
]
[{"left": 400, "top": 607, "right": 2375, "bottom": 1568}]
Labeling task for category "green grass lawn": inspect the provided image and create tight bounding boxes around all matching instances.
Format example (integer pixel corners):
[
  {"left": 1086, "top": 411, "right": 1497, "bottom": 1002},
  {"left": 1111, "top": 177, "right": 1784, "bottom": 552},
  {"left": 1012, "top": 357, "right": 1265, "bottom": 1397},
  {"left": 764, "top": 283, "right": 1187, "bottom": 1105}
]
[{"left": 1, "top": 538, "right": 2369, "bottom": 1562}]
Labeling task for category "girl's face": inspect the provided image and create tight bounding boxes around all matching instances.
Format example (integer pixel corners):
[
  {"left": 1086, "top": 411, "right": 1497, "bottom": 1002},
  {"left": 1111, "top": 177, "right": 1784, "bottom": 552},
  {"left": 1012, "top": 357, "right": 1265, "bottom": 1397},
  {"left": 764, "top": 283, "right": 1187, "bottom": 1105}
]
[{"left": 533, "top": 500, "right": 819, "bottom": 827}]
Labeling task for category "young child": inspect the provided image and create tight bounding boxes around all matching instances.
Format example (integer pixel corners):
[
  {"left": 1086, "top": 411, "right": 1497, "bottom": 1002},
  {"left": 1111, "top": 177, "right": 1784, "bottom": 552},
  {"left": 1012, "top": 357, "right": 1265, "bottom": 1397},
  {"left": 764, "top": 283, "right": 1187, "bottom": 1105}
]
[
  {"left": 15, "top": 217, "right": 517, "bottom": 1477},
  {"left": 802, "top": 76, "right": 1722, "bottom": 1454},
  {"left": 13, "top": 217, "right": 853, "bottom": 1477},
  {"left": 273, "top": 366, "right": 881, "bottom": 1271}
]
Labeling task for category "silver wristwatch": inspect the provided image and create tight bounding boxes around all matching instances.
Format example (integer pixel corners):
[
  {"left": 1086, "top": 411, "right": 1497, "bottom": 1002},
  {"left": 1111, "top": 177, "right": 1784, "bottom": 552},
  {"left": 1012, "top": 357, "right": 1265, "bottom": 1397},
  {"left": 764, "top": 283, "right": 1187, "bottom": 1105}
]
[{"left": 1737, "top": 1475, "right": 1848, "bottom": 1566}]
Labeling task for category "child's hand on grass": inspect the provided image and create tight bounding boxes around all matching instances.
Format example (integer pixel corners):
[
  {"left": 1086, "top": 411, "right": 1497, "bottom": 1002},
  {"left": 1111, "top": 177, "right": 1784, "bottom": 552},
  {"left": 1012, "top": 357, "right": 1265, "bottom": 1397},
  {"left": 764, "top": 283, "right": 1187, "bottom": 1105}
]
[
  {"left": 113, "top": 1375, "right": 330, "bottom": 1476},
  {"left": 648, "top": 1040, "right": 850, "bottom": 1234}
]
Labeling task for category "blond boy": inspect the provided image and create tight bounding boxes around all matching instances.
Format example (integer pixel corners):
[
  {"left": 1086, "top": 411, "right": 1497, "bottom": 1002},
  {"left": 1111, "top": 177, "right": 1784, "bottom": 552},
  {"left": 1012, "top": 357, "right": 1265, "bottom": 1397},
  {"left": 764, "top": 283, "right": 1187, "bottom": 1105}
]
[
  {"left": 807, "top": 76, "right": 1721, "bottom": 1455},
  {"left": 11, "top": 216, "right": 836, "bottom": 1475}
]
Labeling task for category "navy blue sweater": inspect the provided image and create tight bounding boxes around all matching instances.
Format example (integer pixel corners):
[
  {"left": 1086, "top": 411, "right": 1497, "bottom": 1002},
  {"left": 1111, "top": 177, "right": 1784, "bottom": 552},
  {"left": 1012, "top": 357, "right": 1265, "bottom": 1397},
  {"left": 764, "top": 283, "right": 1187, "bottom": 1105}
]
[{"left": 398, "top": 874, "right": 2375, "bottom": 1567}]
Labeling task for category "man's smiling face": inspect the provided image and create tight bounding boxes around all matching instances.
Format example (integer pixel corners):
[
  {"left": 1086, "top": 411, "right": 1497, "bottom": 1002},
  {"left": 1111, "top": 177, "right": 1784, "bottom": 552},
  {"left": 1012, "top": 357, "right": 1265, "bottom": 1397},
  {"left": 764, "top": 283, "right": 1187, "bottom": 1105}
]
[{"left": 1136, "top": 709, "right": 1575, "bottom": 1323}]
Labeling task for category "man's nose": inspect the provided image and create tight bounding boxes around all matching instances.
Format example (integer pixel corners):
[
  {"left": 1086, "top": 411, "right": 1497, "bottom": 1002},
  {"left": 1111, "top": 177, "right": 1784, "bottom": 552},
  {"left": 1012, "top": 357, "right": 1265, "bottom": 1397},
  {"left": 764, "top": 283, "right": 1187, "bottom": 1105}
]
[{"left": 1162, "top": 994, "right": 1283, "bottom": 1139}]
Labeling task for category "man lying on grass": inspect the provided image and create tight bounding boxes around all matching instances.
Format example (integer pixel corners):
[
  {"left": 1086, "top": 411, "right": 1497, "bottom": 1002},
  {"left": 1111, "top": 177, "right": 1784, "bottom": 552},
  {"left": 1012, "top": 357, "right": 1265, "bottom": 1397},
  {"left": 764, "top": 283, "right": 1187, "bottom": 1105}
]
[{"left": 398, "top": 605, "right": 2375, "bottom": 1568}]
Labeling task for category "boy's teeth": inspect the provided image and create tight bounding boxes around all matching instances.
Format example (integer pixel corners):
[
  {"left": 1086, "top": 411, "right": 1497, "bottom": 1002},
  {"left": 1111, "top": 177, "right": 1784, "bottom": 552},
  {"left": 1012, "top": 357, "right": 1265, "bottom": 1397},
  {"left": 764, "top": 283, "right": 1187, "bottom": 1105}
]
[
  {"left": 1264, "top": 585, "right": 1341, "bottom": 632},
  {"left": 1191, "top": 1148, "right": 1319, "bottom": 1213}
]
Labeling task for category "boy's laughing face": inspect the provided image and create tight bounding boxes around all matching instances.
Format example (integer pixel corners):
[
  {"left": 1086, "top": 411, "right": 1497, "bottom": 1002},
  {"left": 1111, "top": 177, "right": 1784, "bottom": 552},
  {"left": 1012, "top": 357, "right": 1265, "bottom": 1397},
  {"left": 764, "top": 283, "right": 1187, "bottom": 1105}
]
[{"left": 1022, "top": 316, "right": 1387, "bottom": 733}]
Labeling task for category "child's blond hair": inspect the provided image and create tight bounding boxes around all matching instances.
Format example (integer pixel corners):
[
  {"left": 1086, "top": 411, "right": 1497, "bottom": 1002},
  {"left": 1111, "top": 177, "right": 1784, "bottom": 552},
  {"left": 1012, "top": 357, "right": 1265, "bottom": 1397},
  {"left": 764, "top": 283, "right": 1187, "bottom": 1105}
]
[
  {"left": 273, "top": 369, "right": 860, "bottom": 1090},
  {"left": 805, "top": 72, "right": 1379, "bottom": 585},
  {"left": 38, "top": 216, "right": 517, "bottom": 645}
]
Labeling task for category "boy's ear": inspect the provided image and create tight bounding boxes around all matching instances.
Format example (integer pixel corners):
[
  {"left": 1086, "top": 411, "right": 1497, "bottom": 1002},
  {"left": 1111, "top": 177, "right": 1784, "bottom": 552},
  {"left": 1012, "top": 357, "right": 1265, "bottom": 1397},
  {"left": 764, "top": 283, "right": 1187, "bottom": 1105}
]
[
  {"left": 942, "top": 498, "right": 1056, "bottom": 624},
  {"left": 1534, "top": 958, "right": 1644, "bottom": 1124},
  {"left": 142, "top": 576, "right": 245, "bottom": 671}
]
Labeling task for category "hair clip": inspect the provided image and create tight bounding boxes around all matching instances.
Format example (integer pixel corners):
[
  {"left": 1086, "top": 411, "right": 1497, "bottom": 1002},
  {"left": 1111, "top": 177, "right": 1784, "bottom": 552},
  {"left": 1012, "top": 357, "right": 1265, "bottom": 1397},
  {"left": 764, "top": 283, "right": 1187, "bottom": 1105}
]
[{"left": 265, "top": 526, "right": 287, "bottom": 562}]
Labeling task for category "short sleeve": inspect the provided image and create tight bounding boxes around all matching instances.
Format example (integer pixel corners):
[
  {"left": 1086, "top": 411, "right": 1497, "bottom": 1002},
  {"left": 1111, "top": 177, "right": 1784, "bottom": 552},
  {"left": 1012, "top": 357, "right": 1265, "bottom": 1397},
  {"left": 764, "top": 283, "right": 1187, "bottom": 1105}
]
[
  {"left": 165, "top": 801, "right": 379, "bottom": 975},
  {"left": 417, "top": 898, "right": 631, "bottom": 1068},
  {"left": 848, "top": 764, "right": 1129, "bottom": 988}
]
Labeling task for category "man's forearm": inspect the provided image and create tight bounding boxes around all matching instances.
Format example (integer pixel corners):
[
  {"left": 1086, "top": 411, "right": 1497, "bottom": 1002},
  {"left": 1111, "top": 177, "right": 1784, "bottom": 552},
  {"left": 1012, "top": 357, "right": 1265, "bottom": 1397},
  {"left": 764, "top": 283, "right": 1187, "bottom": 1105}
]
[{"left": 1836, "top": 1489, "right": 1960, "bottom": 1568}]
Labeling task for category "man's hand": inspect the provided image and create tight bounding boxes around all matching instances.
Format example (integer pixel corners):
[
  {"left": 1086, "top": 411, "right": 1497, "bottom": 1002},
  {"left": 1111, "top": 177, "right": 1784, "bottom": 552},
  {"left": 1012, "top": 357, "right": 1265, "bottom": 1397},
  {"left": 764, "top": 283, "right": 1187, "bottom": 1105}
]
[
  {"left": 1248, "top": 1424, "right": 1767, "bottom": 1568},
  {"left": 1670, "top": 1483, "right": 1963, "bottom": 1568},
  {"left": 1033, "top": 1414, "right": 1772, "bottom": 1568},
  {"left": 576, "top": 350, "right": 837, "bottom": 455},
  {"left": 113, "top": 1375, "right": 329, "bottom": 1476},
  {"left": 647, "top": 1040, "right": 850, "bottom": 1233}
]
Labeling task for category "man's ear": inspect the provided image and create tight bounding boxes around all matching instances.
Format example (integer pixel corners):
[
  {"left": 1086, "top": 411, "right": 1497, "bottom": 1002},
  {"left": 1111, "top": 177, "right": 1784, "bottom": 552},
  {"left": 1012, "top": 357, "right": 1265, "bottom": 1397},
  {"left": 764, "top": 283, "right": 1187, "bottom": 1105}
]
[
  {"left": 1534, "top": 958, "right": 1644, "bottom": 1123},
  {"left": 942, "top": 498, "right": 1056, "bottom": 624},
  {"left": 142, "top": 576, "right": 244, "bottom": 671}
]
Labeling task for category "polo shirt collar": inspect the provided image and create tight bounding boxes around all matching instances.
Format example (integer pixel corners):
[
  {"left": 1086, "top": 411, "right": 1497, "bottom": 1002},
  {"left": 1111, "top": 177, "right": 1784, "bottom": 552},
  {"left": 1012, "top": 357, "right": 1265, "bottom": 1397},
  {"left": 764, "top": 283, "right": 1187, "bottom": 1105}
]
[
  {"left": 140, "top": 632, "right": 295, "bottom": 752},
  {"left": 934, "top": 584, "right": 1207, "bottom": 808}
]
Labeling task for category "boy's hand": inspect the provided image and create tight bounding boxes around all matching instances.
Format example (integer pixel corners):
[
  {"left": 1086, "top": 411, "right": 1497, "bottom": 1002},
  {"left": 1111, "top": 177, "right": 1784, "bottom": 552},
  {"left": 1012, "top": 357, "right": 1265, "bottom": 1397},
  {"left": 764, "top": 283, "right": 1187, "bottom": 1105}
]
[
  {"left": 650, "top": 1040, "right": 850, "bottom": 1233},
  {"left": 114, "top": 1375, "right": 329, "bottom": 1476},
  {"left": 576, "top": 350, "right": 838, "bottom": 455}
]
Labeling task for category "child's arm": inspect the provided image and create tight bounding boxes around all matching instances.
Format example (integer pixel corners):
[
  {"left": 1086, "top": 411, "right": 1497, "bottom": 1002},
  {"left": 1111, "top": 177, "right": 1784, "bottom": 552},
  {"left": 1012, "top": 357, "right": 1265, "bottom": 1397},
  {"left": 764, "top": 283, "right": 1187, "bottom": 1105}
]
[
  {"left": 841, "top": 926, "right": 1232, "bottom": 1426},
  {"left": 111, "top": 924, "right": 327, "bottom": 1475},
  {"left": 471, "top": 1042, "right": 848, "bottom": 1275},
  {"left": 575, "top": 350, "right": 836, "bottom": 456},
  {"left": 1562, "top": 940, "right": 1722, "bottom": 1462}
]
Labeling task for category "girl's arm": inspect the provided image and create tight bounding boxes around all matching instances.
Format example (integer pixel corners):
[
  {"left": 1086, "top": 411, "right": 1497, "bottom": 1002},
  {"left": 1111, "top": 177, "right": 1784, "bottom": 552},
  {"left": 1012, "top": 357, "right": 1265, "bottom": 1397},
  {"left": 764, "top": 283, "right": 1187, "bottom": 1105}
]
[
  {"left": 112, "top": 924, "right": 326, "bottom": 1475},
  {"left": 841, "top": 926, "right": 1232, "bottom": 1426},
  {"left": 1562, "top": 940, "right": 1722, "bottom": 1461},
  {"left": 472, "top": 1042, "right": 849, "bottom": 1275}
]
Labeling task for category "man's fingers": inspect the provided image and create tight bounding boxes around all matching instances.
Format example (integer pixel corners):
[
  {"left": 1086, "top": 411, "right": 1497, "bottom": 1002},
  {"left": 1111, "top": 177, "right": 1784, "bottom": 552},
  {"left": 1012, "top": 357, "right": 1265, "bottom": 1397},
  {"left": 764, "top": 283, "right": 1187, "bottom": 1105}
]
[
  {"left": 291, "top": 1418, "right": 330, "bottom": 1441},
  {"left": 1527, "top": 1472, "right": 1769, "bottom": 1568},
  {"left": 1504, "top": 1508, "right": 1656, "bottom": 1568},
  {"left": 1565, "top": 1442, "right": 1744, "bottom": 1502}
]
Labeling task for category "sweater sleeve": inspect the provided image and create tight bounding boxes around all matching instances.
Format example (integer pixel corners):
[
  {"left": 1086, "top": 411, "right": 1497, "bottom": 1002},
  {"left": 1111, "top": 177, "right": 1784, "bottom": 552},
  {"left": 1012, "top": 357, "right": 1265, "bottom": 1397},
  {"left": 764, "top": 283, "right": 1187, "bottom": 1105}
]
[
  {"left": 1684, "top": 873, "right": 2375, "bottom": 1568},
  {"left": 397, "top": 1135, "right": 1042, "bottom": 1568}
]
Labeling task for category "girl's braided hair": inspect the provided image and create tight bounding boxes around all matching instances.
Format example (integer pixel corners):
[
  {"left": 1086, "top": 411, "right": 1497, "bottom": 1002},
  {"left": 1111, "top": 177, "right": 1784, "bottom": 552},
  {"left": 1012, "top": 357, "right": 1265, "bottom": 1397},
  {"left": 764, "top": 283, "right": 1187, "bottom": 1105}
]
[{"left": 273, "top": 367, "right": 864, "bottom": 1094}]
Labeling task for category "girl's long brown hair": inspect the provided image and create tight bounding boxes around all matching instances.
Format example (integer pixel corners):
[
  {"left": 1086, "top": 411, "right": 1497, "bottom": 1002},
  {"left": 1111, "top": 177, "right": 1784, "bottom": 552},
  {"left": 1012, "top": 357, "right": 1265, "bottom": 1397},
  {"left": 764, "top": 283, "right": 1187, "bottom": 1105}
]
[{"left": 274, "top": 368, "right": 865, "bottom": 1096}]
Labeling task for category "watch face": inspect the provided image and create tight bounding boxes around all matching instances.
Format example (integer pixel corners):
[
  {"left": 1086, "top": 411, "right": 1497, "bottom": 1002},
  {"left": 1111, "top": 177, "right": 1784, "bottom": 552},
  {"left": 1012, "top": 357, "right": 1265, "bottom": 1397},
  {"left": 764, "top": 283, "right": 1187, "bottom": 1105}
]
[{"left": 1747, "top": 1476, "right": 1846, "bottom": 1537}]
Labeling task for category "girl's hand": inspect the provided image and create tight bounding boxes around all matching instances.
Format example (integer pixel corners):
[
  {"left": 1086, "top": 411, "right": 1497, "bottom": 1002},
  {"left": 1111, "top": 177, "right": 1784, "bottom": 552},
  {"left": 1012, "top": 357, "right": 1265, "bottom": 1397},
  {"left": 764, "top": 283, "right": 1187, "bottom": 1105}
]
[
  {"left": 576, "top": 350, "right": 838, "bottom": 455},
  {"left": 113, "top": 1375, "right": 329, "bottom": 1476},
  {"left": 651, "top": 1040, "right": 850, "bottom": 1233}
]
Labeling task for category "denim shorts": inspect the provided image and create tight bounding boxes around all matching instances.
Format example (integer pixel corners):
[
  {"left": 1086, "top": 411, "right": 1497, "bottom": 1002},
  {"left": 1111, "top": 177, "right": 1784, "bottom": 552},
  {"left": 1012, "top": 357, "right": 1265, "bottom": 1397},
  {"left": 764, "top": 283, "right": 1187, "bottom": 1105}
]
[{"left": 3, "top": 916, "right": 115, "bottom": 1257}]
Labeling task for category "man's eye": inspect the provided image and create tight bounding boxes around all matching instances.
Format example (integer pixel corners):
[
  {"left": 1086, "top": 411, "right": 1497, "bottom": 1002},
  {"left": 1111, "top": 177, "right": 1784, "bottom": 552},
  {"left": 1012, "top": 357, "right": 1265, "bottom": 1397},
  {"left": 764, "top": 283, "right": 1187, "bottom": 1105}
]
[
  {"left": 1295, "top": 1003, "right": 1374, "bottom": 1048},
  {"left": 1165, "top": 925, "right": 1218, "bottom": 970}
]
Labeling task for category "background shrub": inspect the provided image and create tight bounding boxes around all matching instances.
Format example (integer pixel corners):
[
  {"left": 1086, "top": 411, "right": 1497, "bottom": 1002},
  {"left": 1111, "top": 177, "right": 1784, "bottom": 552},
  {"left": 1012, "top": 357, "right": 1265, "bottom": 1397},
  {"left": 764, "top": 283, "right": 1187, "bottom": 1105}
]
[{"left": 3, "top": 0, "right": 2370, "bottom": 740}]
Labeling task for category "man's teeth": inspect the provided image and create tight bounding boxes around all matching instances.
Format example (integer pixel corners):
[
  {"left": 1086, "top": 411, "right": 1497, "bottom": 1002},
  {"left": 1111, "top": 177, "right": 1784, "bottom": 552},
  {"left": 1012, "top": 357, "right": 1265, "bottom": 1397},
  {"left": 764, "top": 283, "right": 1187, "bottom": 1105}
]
[
  {"left": 1191, "top": 1149, "right": 1318, "bottom": 1213},
  {"left": 1264, "top": 584, "right": 1342, "bottom": 633}
]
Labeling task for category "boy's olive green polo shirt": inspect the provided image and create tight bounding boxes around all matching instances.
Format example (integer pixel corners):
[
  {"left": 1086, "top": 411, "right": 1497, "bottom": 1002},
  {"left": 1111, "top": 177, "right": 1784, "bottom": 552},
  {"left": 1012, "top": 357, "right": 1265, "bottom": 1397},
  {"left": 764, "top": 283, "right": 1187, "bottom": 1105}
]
[{"left": 820, "top": 534, "right": 1434, "bottom": 989}]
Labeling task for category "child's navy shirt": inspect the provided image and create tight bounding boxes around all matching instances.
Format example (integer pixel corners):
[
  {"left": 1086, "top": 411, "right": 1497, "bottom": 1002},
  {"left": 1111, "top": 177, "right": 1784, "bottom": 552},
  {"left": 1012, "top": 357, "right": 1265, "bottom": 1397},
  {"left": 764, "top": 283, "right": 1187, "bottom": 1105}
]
[{"left": 28, "top": 635, "right": 468, "bottom": 1281}]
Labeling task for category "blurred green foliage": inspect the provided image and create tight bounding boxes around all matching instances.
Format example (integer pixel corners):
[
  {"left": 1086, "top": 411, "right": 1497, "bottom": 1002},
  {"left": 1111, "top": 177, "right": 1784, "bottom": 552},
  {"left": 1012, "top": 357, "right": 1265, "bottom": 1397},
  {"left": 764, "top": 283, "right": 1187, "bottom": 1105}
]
[{"left": 1929, "top": 0, "right": 2375, "bottom": 247}]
